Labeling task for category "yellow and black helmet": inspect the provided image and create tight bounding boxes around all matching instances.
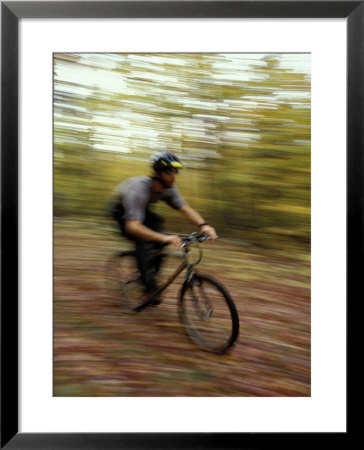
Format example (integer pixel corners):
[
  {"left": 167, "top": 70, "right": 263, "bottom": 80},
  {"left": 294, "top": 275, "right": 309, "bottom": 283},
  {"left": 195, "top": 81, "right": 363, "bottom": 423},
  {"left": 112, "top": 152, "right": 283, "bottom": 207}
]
[{"left": 152, "top": 151, "right": 183, "bottom": 172}]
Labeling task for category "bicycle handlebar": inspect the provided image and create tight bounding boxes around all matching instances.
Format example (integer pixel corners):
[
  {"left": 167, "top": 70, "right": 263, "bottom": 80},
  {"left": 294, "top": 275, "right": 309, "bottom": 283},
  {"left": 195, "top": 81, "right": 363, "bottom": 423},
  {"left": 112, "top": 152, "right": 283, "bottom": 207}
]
[
  {"left": 181, "top": 232, "right": 209, "bottom": 247},
  {"left": 162, "top": 231, "right": 211, "bottom": 248}
]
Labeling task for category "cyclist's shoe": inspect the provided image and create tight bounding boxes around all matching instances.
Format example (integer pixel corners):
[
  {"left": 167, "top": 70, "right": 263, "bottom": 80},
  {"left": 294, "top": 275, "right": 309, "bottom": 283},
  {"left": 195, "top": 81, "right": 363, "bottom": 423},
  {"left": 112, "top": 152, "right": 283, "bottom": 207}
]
[
  {"left": 149, "top": 295, "right": 162, "bottom": 306},
  {"left": 145, "top": 286, "right": 162, "bottom": 306}
]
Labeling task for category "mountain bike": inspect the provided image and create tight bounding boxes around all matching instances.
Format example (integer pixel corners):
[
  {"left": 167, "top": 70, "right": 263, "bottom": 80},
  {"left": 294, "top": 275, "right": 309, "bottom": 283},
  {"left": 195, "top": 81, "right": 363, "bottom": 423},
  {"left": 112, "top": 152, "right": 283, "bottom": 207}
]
[{"left": 105, "top": 232, "right": 239, "bottom": 354}]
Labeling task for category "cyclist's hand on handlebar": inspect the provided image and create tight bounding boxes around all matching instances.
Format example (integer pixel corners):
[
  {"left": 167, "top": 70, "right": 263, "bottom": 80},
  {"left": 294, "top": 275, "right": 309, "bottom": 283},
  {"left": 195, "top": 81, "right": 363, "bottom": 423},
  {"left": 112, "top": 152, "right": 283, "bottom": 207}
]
[
  {"left": 163, "top": 234, "right": 183, "bottom": 248},
  {"left": 200, "top": 225, "right": 217, "bottom": 240}
]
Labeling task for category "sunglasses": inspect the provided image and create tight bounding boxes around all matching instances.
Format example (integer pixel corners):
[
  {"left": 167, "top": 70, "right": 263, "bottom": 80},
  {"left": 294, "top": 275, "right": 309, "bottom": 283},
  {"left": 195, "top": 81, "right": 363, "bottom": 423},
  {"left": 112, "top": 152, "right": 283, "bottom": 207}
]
[{"left": 164, "top": 168, "right": 179, "bottom": 175}]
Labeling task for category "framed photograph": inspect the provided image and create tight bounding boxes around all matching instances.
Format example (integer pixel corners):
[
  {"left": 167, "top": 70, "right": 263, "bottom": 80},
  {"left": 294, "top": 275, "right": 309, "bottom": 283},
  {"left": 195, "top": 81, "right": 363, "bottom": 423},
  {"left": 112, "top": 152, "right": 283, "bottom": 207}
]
[{"left": 1, "top": 1, "right": 356, "bottom": 448}]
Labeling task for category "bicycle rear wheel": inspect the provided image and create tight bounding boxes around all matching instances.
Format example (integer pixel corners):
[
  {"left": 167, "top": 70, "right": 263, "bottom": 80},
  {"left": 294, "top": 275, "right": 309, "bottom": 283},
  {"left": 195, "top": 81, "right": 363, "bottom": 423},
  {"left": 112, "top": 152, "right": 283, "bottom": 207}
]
[
  {"left": 179, "top": 274, "right": 239, "bottom": 354},
  {"left": 105, "top": 250, "right": 144, "bottom": 310}
]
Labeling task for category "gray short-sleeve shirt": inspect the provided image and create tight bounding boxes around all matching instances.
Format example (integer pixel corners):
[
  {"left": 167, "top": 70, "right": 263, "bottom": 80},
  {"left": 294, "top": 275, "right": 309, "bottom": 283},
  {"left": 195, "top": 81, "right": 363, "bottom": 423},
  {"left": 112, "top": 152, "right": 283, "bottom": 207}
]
[{"left": 113, "top": 176, "right": 186, "bottom": 221}]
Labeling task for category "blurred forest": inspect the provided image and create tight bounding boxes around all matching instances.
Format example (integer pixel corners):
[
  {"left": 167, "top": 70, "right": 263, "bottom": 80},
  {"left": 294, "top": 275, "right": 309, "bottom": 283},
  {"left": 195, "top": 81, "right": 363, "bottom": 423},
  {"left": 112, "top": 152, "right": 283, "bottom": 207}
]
[
  {"left": 54, "top": 53, "right": 310, "bottom": 250},
  {"left": 54, "top": 54, "right": 311, "bottom": 396}
]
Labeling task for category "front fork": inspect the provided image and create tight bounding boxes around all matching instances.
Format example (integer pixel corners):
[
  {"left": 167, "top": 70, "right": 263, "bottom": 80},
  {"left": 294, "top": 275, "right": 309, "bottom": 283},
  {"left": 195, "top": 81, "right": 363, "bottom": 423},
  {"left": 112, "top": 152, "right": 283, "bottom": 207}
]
[{"left": 182, "top": 271, "right": 213, "bottom": 320}]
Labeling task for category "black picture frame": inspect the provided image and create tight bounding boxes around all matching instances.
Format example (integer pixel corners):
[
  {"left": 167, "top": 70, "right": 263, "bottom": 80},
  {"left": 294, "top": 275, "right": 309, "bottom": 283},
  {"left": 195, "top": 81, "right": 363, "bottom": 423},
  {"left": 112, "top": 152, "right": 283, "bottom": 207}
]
[{"left": 1, "top": 1, "right": 357, "bottom": 448}]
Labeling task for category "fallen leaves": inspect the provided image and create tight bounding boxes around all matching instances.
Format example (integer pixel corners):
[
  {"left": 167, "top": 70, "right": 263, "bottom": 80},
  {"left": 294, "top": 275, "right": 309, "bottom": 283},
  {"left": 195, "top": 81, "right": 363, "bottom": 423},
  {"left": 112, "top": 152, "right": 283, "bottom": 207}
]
[{"left": 54, "top": 218, "right": 310, "bottom": 397}]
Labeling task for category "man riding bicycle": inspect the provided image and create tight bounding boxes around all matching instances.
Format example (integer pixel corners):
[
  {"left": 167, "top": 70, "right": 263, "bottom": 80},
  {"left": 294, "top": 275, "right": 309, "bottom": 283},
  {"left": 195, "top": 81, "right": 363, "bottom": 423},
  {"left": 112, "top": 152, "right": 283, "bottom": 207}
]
[{"left": 109, "top": 151, "right": 217, "bottom": 303}]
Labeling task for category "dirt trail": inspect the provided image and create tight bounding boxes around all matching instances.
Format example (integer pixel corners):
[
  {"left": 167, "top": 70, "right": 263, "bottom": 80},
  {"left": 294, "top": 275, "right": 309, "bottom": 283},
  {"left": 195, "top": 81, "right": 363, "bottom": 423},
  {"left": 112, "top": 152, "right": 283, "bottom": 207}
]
[{"left": 54, "top": 219, "right": 310, "bottom": 397}]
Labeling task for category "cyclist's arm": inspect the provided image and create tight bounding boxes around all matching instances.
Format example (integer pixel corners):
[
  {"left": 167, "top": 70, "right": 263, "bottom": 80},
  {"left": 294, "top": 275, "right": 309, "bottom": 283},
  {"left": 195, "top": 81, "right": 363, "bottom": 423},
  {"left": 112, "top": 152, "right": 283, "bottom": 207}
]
[
  {"left": 179, "top": 205, "right": 217, "bottom": 240},
  {"left": 125, "top": 220, "right": 181, "bottom": 247}
]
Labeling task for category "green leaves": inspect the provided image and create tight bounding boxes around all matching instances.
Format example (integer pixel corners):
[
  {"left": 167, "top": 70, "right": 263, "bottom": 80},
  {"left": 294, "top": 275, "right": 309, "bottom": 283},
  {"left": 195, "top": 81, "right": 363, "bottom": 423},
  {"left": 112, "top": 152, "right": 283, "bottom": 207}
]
[{"left": 53, "top": 53, "right": 310, "bottom": 249}]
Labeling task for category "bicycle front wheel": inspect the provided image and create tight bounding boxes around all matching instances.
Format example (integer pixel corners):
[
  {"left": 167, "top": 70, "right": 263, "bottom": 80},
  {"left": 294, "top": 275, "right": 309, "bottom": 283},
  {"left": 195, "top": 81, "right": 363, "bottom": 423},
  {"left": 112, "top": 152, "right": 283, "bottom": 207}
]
[
  {"left": 105, "top": 250, "right": 144, "bottom": 310},
  {"left": 179, "top": 274, "right": 239, "bottom": 354}
]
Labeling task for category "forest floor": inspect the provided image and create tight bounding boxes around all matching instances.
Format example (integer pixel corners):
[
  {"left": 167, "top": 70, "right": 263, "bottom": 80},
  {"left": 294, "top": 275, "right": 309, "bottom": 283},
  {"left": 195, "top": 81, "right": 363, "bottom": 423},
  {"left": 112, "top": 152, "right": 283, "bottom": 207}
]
[{"left": 54, "top": 218, "right": 310, "bottom": 397}]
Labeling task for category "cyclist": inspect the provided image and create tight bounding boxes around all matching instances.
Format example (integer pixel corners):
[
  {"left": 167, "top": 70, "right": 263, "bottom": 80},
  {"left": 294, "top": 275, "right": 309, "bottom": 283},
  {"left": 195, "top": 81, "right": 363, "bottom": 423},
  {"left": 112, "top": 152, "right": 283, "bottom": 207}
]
[{"left": 109, "top": 151, "right": 217, "bottom": 303}]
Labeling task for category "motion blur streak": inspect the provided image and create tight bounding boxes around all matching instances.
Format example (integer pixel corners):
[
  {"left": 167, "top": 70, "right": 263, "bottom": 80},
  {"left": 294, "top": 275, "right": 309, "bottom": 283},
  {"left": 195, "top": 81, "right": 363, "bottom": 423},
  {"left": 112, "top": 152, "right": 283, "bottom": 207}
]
[
  {"left": 53, "top": 53, "right": 311, "bottom": 397},
  {"left": 54, "top": 53, "right": 310, "bottom": 244}
]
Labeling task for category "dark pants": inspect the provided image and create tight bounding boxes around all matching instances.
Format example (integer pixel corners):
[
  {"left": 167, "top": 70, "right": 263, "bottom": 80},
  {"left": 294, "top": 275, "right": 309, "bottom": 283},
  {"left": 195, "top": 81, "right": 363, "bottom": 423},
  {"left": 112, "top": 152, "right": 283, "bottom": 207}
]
[{"left": 111, "top": 203, "right": 165, "bottom": 291}]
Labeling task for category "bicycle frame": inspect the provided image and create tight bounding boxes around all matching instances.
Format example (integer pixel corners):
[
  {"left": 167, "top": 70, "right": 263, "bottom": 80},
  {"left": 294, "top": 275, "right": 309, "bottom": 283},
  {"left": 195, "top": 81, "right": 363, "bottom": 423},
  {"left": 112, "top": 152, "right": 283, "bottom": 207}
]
[
  {"left": 108, "top": 232, "right": 239, "bottom": 353},
  {"left": 131, "top": 233, "right": 207, "bottom": 312},
  {"left": 151, "top": 245, "right": 201, "bottom": 296}
]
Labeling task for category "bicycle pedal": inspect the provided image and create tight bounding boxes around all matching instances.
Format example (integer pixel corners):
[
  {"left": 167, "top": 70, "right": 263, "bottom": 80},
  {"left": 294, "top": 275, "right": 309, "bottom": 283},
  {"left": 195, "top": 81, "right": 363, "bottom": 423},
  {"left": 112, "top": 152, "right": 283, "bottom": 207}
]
[
  {"left": 134, "top": 303, "right": 149, "bottom": 312},
  {"left": 148, "top": 300, "right": 162, "bottom": 307},
  {"left": 134, "top": 298, "right": 153, "bottom": 312}
]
